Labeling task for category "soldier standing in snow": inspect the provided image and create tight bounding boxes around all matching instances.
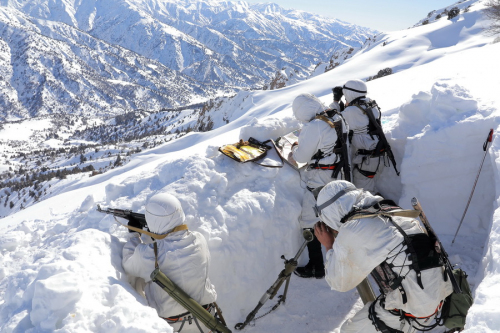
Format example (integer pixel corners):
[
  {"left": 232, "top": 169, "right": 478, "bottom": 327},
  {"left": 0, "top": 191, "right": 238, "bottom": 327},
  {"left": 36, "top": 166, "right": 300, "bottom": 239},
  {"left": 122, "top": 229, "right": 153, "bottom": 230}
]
[
  {"left": 334, "top": 80, "right": 383, "bottom": 194},
  {"left": 291, "top": 93, "right": 343, "bottom": 278},
  {"left": 313, "top": 180, "right": 453, "bottom": 332},
  {"left": 122, "top": 193, "right": 218, "bottom": 332}
]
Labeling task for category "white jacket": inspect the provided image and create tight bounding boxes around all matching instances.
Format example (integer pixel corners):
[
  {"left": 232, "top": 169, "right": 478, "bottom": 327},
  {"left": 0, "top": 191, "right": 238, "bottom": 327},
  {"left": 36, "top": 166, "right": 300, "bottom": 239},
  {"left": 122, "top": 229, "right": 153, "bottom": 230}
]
[
  {"left": 317, "top": 181, "right": 453, "bottom": 317},
  {"left": 123, "top": 231, "right": 217, "bottom": 318},
  {"left": 292, "top": 93, "right": 339, "bottom": 166},
  {"left": 341, "top": 98, "right": 381, "bottom": 152},
  {"left": 122, "top": 193, "right": 217, "bottom": 318}
]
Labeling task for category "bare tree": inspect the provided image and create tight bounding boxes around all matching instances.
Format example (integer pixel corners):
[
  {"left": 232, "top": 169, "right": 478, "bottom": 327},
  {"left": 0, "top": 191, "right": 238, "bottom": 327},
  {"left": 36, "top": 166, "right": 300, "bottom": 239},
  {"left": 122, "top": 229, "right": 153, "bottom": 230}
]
[{"left": 485, "top": 0, "right": 500, "bottom": 35}]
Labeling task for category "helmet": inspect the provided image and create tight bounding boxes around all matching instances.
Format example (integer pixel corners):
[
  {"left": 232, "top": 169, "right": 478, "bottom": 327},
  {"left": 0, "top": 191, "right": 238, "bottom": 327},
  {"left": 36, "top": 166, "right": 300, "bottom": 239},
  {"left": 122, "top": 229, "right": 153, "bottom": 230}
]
[
  {"left": 145, "top": 193, "right": 185, "bottom": 234},
  {"left": 342, "top": 79, "right": 367, "bottom": 103},
  {"left": 315, "top": 180, "right": 382, "bottom": 231},
  {"left": 292, "top": 93, "right": 326, "bottom": 122},
  {"left": 316, "top": 181, "right": 360, "bottom": 231}
]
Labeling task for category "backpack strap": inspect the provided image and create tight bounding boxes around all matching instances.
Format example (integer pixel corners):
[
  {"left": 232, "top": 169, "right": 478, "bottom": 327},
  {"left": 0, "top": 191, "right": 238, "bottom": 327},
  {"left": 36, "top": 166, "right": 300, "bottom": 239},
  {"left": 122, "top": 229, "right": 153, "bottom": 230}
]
[
  {"left": 342, "top": 201, "right": 426, "bottom": 298},
  {"left": 116, "top": 217, "right": 188, "bottom": 240},
  {"left": 385, "top": 217, "right": 425, "bottom": 290},
  {"left": 341, "top": 200, "right": 421, "bottom": 223},
  {"left": 309, "top": 114, "right": 342, "bottom": 171},
  {"left": 314, "top": 114, "right": 338, "bottom": 128}
]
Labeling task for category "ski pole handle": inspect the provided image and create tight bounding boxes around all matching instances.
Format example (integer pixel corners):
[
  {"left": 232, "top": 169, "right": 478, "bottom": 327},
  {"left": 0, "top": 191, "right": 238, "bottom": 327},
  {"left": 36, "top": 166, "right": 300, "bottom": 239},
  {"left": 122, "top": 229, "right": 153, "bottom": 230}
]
[{"left": 483, "top": 129, "right": 493, "bottom": 151}]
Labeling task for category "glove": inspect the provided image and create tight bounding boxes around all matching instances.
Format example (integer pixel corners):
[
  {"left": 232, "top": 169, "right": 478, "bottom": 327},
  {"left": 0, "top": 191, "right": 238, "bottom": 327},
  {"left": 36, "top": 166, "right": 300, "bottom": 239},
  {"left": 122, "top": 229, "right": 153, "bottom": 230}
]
[
  {"left": 332, "top": 86, "right": 343, "bottom": 102},
  {"left": 127, "top": 217, "right": 143, "bottom": 233}
]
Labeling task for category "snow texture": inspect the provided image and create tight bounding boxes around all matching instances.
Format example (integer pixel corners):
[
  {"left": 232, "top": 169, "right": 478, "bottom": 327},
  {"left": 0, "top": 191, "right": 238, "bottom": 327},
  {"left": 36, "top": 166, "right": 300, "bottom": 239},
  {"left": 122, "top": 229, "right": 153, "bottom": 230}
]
[{"left": 1, "top": 0, "right": 500, "bottom": 332}]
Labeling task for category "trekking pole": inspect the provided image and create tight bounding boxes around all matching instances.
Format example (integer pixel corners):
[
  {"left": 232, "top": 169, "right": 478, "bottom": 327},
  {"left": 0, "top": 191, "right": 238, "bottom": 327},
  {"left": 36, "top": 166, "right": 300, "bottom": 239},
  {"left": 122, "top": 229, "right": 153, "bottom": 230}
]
[
  {"left": 452, "top": 129, "right": 494, "bottom": 244},
  {"left": 234, "top": 229, "right": 314, "bottom": 330}
]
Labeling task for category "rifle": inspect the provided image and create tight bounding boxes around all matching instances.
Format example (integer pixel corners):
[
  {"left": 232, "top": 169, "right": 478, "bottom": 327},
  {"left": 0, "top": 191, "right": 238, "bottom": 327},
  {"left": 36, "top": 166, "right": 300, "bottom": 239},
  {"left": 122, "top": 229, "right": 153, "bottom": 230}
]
[
  {"left": 356, "top": 103, "right": 400, "bottom": 176},
  {"left": 411, "top": 198, "right": 462, "bottom": 294},
  {"left": 234, "top": 229, "right": 314, "bottom": 330},
  {"left": 334, "top": 115, "right": 352, "bottom": 182},
  {"left": 97, "top": 205, "right": 147, "bottom": 228},
  {"left": 317, "top": 111, "right": 352, "bottom": 182}
]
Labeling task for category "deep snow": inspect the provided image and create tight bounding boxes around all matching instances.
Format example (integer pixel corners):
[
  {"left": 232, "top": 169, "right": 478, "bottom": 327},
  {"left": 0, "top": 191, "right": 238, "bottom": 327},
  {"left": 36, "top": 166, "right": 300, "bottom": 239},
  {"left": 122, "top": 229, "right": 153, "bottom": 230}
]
[{"left": 1, "top": 1, "right": 500, "bottom": 332}]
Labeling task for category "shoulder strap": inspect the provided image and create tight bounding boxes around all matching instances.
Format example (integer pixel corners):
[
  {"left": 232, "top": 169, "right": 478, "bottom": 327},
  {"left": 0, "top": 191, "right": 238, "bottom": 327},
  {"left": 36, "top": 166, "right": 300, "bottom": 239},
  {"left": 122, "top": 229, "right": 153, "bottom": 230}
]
[
  {"left": 314, "top": 114, "right": 338, "bottom": 129},
  {"left": 342, "top": 200, "right": 421, "bottom": 223},
  {"left": 116, "top": 217, "right": 188, "bottom": 240},
  {"left": 385, "top": 216, "right": 425, "bottom": 290},
  {"left": 344, "top": 199, "right": 426, "bottom": 290}
]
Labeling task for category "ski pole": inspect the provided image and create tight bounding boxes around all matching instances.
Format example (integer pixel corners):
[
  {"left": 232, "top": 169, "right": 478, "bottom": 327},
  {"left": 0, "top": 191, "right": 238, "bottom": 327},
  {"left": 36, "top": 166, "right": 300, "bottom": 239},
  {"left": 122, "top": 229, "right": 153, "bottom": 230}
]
[{"left": 452, "top": 129, "right": 494, "bottom": 244}]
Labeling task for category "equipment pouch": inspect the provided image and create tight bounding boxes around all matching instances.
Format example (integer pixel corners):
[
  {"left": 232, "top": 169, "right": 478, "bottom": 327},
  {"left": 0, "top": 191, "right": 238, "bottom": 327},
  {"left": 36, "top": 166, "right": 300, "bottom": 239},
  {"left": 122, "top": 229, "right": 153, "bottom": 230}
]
[{"left": 441, "top": 269, "right": 473, "bottom": 331}]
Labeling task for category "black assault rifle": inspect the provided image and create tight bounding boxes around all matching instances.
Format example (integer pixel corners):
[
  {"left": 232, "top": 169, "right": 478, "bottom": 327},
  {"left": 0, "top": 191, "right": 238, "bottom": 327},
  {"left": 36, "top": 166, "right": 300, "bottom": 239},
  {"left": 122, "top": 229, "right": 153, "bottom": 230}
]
[
  {"left": 317, "top": 110, "right": 352, "bottom": 182},
  {"left": 332, "top": 115, "right": 352, "bottom": 182},
  {"left": 411, "top": 198, "right": 462, "bottom": 294},
  {"left": 97, "top": 205, "right": 147, "bottom": 228},
  {"left": 356, "top": 102, "right": 400, "bottom": 176}
]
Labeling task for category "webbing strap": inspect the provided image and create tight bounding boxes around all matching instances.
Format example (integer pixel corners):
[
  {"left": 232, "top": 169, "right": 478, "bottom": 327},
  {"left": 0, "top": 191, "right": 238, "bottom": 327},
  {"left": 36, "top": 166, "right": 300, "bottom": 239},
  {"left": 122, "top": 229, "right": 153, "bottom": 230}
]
[
  {"left": 368, "top": 296, "right": 404, "bottom": 333},
  {"left": 343, "top": 85, "right": 367, "bottom": 94},
  {"left": 314, "top": 114, "right": 337, "bottom": 128},
  {"left": 310, "top": 164, "right": 336, "bottom": 170},
  {"left": 152, "top": 224, "right": 189, "bottom": 269},
  {"left": 347, "top": 209, "right": 421, "bottom": 221},
  {"left": 154, "top": 242, "right": 159, "bottom": 269},
  {"left": 115, "top": 217, "right": 188, "bottom": 239},
  {"left": 386, "top": 217, "right": 424, "bottom": 290},
  {"left": 313, "top": 186, "right": 356, "bottom": 217}
]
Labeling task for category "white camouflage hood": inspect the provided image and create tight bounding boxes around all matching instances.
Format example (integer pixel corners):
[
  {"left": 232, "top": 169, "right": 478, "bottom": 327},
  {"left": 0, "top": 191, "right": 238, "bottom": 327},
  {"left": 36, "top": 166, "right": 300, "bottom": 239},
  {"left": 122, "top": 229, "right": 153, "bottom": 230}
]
[
  {"left": 145, "top": 193, "right": 186, "bottom": 234},
  {"left": 316, "top": 180, "right": 382, "bottom": 230},
  {"left": 292, "top": 93, "right": 325, "bottom": 123}
]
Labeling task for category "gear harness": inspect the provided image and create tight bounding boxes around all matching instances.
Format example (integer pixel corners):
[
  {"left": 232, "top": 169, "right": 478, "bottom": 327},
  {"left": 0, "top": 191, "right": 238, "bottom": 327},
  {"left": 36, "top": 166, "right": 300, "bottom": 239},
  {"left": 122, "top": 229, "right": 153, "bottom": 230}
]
[
  {"left": 316, "top": 190, "right": 448, "bottom": 332},
  {"left": 349, "top": 98, "right": 400, "bottom": 176},
  {"left": 309, "top": 114, "right": 350, "bottom": 180}
]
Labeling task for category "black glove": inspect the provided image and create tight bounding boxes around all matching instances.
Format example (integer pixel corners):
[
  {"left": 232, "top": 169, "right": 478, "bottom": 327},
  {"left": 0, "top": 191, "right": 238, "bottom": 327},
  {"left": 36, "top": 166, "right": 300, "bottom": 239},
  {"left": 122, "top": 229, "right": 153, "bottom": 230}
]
[
  {"left": 127, "top": 217, "right": 143, "bottom": 233},
  {"left": 332, "top": 86, "right": 343, "bottom": 102}
]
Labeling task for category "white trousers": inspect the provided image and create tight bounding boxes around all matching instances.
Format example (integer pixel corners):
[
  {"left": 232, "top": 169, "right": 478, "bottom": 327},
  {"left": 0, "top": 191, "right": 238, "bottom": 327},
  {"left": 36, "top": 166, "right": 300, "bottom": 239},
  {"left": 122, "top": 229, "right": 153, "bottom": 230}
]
[{"left": 352, "top": 156, "right": 382, "bottom": 194}]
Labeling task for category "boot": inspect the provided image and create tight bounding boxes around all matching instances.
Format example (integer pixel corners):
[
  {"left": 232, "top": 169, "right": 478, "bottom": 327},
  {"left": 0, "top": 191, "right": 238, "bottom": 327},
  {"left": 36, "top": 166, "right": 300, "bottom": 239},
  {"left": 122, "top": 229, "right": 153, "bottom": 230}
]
[
  {"left": 294, "top": 262, "right": 325, "bottom": 279},
  {"left": 294, "top": 229, "right": 325, "bottom": 279}
]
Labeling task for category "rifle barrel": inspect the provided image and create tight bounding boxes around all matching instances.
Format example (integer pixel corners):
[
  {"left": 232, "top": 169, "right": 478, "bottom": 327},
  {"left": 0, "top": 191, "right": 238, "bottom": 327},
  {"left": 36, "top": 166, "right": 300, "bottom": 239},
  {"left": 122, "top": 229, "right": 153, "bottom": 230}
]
[{"left": 97, "top": 205, "right": 147, "bottom": 227}]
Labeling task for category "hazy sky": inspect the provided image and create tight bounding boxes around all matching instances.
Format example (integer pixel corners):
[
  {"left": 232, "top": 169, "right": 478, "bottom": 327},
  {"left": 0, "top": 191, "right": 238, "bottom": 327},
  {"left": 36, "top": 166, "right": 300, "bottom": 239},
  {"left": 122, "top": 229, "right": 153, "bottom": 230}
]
[{"left": 242, "top": 0, "right": 456, "bottom": 31}]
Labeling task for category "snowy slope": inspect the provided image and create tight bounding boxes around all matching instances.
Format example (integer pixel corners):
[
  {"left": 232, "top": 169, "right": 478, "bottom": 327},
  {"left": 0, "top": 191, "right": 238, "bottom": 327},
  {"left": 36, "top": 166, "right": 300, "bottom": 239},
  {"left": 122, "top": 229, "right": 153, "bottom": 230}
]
[{"left": 1, "top": 1, "right": 500, "bottom": 332}]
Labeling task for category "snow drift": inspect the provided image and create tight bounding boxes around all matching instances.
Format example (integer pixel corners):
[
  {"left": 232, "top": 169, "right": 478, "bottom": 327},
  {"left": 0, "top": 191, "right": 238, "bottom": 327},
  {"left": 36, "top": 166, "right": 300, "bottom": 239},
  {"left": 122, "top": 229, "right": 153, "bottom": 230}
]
[{"left": 1, "top": 1, "right": 500, "bottom": 332}]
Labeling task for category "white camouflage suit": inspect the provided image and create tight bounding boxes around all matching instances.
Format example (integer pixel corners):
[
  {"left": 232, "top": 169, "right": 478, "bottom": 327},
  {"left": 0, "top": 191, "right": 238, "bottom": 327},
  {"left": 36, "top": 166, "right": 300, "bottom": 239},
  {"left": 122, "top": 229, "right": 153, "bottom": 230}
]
[
  {"left": 338, "top": 80, "right": 383, "bottom": 193},
  {"left": 122, "top": 193, "right": 217, "bottom": 332},
  {"left": 291, "top": 93, "right": 342, "bottom": 229},
  {"left": 316, "top": 181, "right": 453, "bottom": 333}
]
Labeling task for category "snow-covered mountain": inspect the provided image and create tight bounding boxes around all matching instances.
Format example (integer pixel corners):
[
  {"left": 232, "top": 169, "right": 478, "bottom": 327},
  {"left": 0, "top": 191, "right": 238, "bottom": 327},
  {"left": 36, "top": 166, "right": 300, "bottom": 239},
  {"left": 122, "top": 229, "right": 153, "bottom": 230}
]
[
  {"left": 0, "top": 5, "right": 219, "bottom": 121},
  {"left": 0, "top": 0, "right": 377, "bottom": 120},
  {"left": 1, "top": 0, "right": 500, "bottom": 332}
]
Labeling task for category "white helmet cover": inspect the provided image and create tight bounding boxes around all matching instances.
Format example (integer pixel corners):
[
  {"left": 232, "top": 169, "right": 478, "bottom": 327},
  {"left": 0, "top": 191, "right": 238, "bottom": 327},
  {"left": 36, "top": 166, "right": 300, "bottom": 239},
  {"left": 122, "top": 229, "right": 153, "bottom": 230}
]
[
  {"left": 343, "top": 79, "right": 367, "bottom": 103},
  {"left": 145, "top": 193, "right": 186, "bottom": 234},
  {"left": 292, "top": 93, "right": 326, "bottom": 122},
  {"left": 316, "top": 180, "right": 381, "bottom": 230}
]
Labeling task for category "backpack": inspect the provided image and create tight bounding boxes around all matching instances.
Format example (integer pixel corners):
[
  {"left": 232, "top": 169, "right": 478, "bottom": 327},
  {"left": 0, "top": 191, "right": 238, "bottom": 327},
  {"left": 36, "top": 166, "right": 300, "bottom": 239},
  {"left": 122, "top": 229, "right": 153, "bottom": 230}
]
[
  {"left": 352, "top": 100, "right": 400, "bottom": 176},
  {"left": 441, "top": 268, "right": 473, "bottom": 331},
  {"left": 314, "top": 112, "right": 352, "bottom": 181},
  {"left": 344, "top": 200, "right": 442, "bottom": 302},
  {"left": 344, "top": 199, "right": 473, "bottom": 330}
]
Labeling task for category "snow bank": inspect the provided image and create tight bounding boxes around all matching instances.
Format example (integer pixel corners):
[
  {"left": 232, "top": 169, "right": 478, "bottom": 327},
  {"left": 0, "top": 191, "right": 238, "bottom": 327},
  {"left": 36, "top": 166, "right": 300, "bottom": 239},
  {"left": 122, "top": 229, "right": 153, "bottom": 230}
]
[
  {"left": 0, "top": 223, "right": 169, "bottom": 332},
  {"left": 1, "top": 1, "right": 500, "bottom": 332},
  {"left": 388, "top": 82, "right": 497, "bottom": 237}
]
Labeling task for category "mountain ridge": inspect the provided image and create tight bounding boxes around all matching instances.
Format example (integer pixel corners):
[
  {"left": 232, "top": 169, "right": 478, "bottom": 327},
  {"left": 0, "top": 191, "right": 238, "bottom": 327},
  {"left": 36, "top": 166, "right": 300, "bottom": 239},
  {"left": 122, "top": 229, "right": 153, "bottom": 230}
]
[{"left": 0, "top": 0, "right": 377, "bottom": 120}]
